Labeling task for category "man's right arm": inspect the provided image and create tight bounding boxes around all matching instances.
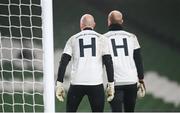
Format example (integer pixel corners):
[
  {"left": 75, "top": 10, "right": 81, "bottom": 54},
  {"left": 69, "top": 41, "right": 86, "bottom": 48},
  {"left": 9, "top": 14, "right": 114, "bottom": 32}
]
[
  {"left": 133, "top": 36, "right": 146, "bottom": 98},
  {"left": 133, "top": 48, "right": 144, "bottom": 80}
]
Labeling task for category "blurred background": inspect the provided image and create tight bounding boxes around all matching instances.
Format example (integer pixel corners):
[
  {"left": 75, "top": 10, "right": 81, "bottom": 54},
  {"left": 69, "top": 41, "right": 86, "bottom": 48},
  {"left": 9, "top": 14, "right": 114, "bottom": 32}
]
[
  {"left": 53, "top": 0, "right": 180, "bottom": 112},
  {"left": 0, "top": 0, "right": 180, "bottom": 112}
]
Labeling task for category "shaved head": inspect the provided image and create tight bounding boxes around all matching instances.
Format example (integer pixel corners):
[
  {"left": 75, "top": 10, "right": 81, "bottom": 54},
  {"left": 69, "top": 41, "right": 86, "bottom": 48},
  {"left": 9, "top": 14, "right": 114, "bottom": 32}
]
[
  {"left": 80, "top": 14, "right": 96, "bottom": 30},
  {"left": 108, "top": 10, "right": 123, "bottom": 26}
]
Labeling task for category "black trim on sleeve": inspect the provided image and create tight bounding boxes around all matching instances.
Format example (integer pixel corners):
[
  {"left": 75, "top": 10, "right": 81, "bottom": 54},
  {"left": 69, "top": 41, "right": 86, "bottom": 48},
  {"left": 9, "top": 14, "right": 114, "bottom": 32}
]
[
  {"left": 133, "top": 48, "right": 144, "bottom": 80},
  {"left": 57, "top": 53, "right": 71, "bottom": 82},
  {"left": 102, "top": 55, "right": 114, "bottom": 82}
]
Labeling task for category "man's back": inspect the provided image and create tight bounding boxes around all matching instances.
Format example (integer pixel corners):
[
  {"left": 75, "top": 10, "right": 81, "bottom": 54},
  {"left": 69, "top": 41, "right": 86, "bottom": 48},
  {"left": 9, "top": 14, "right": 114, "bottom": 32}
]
[
  {"left": 104, "top": 30, "right": 140, "bottom": 84},
  {"left": 104, "top": 10, "right": 145, "bottom": 112},
  {"left": 56, "top": 14, "right": 114, "bottom": 112},
  {"left": 64, "top": 29, "right": 109, "bottom": 85}
]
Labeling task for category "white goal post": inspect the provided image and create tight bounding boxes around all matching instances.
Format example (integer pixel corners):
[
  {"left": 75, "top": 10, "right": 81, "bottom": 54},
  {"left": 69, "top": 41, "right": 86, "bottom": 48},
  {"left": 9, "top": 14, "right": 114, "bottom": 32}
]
[
  {"left": 42, "top": 0, "right": 55, "bottom": 112},
  {"left": 0, "top": 0, "right": 55, "bottom": 112}
]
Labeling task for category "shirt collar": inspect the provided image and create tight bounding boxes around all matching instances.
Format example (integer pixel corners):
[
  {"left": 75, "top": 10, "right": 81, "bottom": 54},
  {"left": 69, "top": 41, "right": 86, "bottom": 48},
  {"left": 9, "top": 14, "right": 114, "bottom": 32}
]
[
  {"left": 108, "top": 24, "right": 123, "bottom": 31},
  {"left": 83, "top": 27, "right": 93, "bottom": 30}
]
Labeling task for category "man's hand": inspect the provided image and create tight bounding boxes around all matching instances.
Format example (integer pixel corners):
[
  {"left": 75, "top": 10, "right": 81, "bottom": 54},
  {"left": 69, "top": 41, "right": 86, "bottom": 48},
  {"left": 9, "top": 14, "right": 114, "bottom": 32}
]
[
  {"left": 56, "top": 81, "right": 65, "bottom": 102},
  {"left": 137, "top": 79, "right": 146, "bottom": 98},
  {"left": 106, "top": 82, "right": 115, "bottom": 102}
]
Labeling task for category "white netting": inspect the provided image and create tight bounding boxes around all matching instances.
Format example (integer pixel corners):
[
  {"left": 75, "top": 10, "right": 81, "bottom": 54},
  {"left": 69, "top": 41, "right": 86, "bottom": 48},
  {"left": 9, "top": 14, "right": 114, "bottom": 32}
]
[{"left": 0, "top": 0, "right": 44, "bottom": 112}]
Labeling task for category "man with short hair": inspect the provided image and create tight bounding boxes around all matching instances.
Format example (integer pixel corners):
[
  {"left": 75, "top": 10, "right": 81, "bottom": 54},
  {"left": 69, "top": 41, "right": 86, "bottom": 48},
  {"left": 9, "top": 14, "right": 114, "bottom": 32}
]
[
  {"left": 56, "top": 14, "right": 115, "bottom": 112},
  {"left": 104, "top": 10, "right": 146, "bottom": 112}
]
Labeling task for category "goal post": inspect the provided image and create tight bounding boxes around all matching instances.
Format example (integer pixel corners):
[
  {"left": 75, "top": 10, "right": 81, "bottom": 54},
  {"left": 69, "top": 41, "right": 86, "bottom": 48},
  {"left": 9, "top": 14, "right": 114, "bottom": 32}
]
[
  {"left": 0, "top": 0, "right": 55, "bottom": 112},
  {"left": 42, "top": 0, "right": 55, "bottom": 112}
]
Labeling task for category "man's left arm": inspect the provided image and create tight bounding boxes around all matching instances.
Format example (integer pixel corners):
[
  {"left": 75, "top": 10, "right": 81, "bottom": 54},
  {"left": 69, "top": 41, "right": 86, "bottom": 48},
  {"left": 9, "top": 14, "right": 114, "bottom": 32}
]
[
  {"left": 102, "top": 35, "right": 115, "bottom": 101},
  {"left": 56, "top": 37, "right": 72, "bottom": 102}
]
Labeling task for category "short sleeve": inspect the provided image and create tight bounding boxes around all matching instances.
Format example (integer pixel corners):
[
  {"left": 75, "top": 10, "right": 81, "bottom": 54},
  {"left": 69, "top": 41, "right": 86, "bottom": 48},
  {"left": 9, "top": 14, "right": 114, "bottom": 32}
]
[
  {"left": 63, "top": 37, "right": 73, "bottom": 56},
  {"left": 133, "top": 35, "right": 140, "bottom": 49},
  {"left": 101, "top": 36, "right": 111, "bottom": 55}
]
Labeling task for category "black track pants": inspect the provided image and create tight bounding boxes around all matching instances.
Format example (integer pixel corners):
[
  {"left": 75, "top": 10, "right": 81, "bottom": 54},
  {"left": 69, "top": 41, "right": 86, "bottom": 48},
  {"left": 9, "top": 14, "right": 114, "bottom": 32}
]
[
  {"left": 109, "top": 83, "right": 137, "bottom": 112},
  {"left": 66, "top": 84, "right": 105, "bottom": 112}
]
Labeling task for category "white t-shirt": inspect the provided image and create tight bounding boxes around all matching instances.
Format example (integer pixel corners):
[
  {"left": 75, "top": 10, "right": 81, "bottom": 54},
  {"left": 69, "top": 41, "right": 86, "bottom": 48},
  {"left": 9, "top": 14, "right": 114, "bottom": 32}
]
[
  {"left": 63, "top": 30, "right": 110, "bottom": 85},
  {"left": 104, "top": 30, "right": 140, "bottom": 85}
]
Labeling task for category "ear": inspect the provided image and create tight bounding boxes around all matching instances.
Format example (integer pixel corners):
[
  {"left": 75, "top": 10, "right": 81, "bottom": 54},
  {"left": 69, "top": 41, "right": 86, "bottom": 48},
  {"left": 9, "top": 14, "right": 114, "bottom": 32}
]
[
  {"left": 108, "top": 20, "right": 111, "bottom": 27},
  {"left": 80, "top": 23, "right": 84, "bottom": 30},
  {"left": 93, "top": 22, "right": 96, "bottom": 28},
  {"left": 121, "top": 19, "right": 124, "bottom": 24}
]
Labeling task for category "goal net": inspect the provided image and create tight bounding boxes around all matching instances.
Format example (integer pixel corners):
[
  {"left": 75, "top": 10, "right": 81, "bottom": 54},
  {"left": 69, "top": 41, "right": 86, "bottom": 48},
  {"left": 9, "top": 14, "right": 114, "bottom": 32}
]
[{"left": 0, "top": 0, "right": 54, "bottom": 112}]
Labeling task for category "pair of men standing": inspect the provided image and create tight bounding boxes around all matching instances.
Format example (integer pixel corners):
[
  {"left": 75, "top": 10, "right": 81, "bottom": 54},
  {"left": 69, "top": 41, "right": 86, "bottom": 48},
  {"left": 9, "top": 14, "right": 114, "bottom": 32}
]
[{"left": 56, "top": 10, "right": 145, "bottom": 112}]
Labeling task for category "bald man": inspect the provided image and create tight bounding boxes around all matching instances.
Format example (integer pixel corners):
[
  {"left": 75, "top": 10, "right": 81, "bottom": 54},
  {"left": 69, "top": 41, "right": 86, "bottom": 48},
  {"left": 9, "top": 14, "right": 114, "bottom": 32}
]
[
  {"left": 104, "top": 10, "right": 145, "bottom": 112},
  {"left": 56, "top": 14, "right": 114, "bottom": 112}
]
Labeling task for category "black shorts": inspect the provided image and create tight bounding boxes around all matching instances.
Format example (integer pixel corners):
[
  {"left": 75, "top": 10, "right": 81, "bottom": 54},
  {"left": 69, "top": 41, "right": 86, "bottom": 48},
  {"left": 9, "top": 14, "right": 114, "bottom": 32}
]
[
  {"left": 66, "top": 84, "right": 105, "bottom": 112},
  {"left": 109, "top": 83, "right": 137, "bottom": 112}
]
